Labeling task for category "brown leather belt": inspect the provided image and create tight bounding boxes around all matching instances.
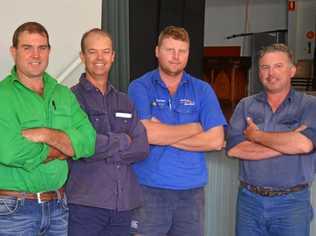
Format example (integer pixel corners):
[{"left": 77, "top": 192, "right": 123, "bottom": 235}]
[
  {"left": 0, "top": 188, "right": 64, "bottom": 203},
  {"left": 240, "top": 181, "right": 308, "bottom": 197}
]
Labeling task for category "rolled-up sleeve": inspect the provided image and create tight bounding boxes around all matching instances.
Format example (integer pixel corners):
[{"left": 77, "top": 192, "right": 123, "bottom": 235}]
[
  {"left": 226, "top": 100, "right": 247, "bottom": 151},
  {"left": 299, "top": 97, "right": 316, "bottom": 146}
]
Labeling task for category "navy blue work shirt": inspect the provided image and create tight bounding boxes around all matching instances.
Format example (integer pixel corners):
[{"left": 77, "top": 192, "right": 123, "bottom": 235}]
[
  {"left": 227, "top": 89, "right": 316, "bottom": 188},
  {"left": 66, "top": 74, "right": 149, "bottom": 211}
]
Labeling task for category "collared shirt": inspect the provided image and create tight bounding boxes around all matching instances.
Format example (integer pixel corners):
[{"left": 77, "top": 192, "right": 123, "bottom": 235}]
[
  {"left": 66, "top": 74, "right": 149, "bottom": 211},
  {"left": 128, "top": 69, "right": 227, "bottom": 190},
  {"left": 227, "top": 89, "right": 316, "bottom": 188},
  {"left": 0, "top": 67, "right": 96, "bottom": 193}
]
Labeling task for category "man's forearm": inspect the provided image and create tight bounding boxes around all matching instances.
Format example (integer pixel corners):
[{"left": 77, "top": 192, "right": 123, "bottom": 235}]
[
  {"left": 42, "top": 129, "right": 74, "bottom": 156},
  {"left": 22, "top": 128, "right": 74, "bottom": 156},
  {"left": 171, "top": 126, "right": 224, "bottom": 151},
  {"left": 227, "top": 141, "right": 282, "bottom": 160},
  {"left": 248, "top": 130, "right": 313, "bottom": 155},
  {"left": 141, "top": 120, "right": 203, "bottom": 145}
]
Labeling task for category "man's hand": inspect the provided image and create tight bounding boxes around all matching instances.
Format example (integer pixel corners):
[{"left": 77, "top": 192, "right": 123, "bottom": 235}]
[
  {"left": 22, "top": 128, "right": 47, "bottom": 143},
  {"left": 294, "top": 124, "right": 307, "bottom": 132},
  {"left": 44, "top": 146, "right": 70, "bottom": 164},
  {"left": 243, "top": 117, "right": 260, "bottom": 142}
]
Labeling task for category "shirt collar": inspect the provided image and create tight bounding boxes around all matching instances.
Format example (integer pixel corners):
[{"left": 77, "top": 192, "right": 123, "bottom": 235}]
[
  {"left": 9, "top": 66, "right": 57, "bottom": 96},
  {"left": 255, "top": 88, "right": 296, "bottom": 105},
  {"left": 79, "top": 73, "right": 116, "bottom": 95},
  {"left": 152, "top": 69, "right": 189, "bottom": 88}
]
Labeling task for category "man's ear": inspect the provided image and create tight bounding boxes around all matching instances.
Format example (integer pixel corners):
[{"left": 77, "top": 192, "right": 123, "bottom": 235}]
[
  {"left": 111, "top": 50, "right": 115, "bottom": 63},
  {"left": 10, "top": 46, "right": 17, "bottom": 62},
  {"left": 290, "top": 64, "right": 297, "bottom": 78},
  {"left": 79, "top": 51, "right": 85, "bottom": 64},
  {"left": 155, "top": 46, "right": 159, "bottom": 59}
]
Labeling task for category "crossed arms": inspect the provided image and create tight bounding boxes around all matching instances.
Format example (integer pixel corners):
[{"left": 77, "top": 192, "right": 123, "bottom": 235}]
[
  {"left": 227, "top": 117, "right": 314, "bottom": 160},
  {"left": 141, "top": 117, "right": 224, "bottom": 152},
  {"left": 22, "top": 128, "right": 74, "bottom": 162}
]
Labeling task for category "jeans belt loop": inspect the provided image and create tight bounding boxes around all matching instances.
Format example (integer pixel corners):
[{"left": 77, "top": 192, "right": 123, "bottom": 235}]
[{"left": 36, "top": 192, "right": 43, "bottom": 204}]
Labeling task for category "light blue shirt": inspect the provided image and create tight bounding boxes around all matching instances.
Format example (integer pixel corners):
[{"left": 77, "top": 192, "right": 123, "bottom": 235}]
[
  {"left": 227, "top": 89, "right": 316, "bottom": 188},
  {"left": 128, "top": 69, "right": 226, "bottom": 189}
]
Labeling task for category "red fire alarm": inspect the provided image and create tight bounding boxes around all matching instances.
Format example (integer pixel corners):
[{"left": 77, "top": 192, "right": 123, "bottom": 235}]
[
  {"left": 288, "top": 1, "right": 296, "bottom": 11},
  {"left": 306, "top": 31, "right": 315, "bottom": 40}
]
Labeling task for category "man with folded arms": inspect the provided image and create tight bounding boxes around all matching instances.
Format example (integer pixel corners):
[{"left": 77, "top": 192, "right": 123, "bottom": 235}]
[
  {"left": 0, "top": 21, "right": 96, "bottom": 235},
  {"left": 66, "top": 28, "right": 149, "bottom": 236},
  {"left": 227, "top": 43, "right": 316, "bottom": 236}
]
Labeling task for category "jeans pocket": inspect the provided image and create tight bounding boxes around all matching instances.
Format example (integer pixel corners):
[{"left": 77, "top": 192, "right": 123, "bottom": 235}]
[{"left": 0, "top": 196, "right": 19, "bottom": 215}]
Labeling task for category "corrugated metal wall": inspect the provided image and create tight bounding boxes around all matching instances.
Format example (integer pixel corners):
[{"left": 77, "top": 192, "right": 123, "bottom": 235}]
[{"left": 205, "top": 151, "right": 316, "bottom": 236}]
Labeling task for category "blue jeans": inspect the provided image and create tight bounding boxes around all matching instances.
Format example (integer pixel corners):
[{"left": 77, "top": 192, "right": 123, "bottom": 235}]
[
  {"left": 0, "top": 195, "right": 68, "bottom": 236},
  {"left": 236, "top": 187, "right": 313, "bottom": 236},
  {"left": 131, "top": 186, "right": 204, "bottom": 236},
  {"left": 68, "top": 204, "right": 132, "bottom": 236}
]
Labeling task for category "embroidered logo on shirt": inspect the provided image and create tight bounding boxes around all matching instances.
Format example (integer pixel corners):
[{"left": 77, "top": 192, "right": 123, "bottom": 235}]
[
  {"left": 179, "top": 98, "right": 195, "bottom": 106},
  {"left": 152, "top": 98, "right": 167, "bottom": 107}
]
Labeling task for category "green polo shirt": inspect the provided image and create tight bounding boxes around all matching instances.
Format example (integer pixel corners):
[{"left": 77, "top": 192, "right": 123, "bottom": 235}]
[{"left": 0, "top": 67, "right": 96, "bottom": 193}]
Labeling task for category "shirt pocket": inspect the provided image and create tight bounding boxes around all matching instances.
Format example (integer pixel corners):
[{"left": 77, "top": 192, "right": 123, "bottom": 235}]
[
  {"left": 174, "top": 104, "right": 199, "bottom": 123},
  {"left": 51, "top": 106, "right": 71, "bottom": 129},
  {"left": 277, "top": 118, "right": 300, "bottom": 131},
  {"left": 86, "top": 108, "right": 106, "bottom": 132},
  {"left": 112, "top": 111, "right": 133, "bottom": 133}
]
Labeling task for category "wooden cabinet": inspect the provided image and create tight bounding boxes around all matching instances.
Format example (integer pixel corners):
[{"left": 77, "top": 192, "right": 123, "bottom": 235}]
[{"left": 203, "top": 56, "right": 251, "bottom": 119}]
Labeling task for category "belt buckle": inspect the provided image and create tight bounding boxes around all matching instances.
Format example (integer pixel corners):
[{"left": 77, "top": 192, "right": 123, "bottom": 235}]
[{"left": 36, "top": 192, "right": 43, "bottom": 203}]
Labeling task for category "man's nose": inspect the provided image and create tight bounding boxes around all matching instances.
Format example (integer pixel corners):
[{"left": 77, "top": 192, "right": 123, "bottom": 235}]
[{"left": 31, "top": 48, "right": 40, "bottom": 58}]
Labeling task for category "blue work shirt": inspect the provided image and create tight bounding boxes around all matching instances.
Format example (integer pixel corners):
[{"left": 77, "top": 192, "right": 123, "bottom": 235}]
[
  {"left": 227, "top": 89, "right": 316, "bottom": 188},
  {"left": 128, "top": 69, "right": 226, "bottom": 190}
]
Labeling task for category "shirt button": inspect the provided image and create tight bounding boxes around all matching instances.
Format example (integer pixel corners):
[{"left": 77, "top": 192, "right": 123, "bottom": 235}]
[{"left": 117, "top": 165, "right": 120, "bottom": 169}]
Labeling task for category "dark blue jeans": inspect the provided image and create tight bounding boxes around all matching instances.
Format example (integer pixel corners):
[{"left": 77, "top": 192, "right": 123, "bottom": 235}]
[
  {"left": 131, "top": 186, "right": 204, "bottom": 236},
  {"left": 68, "top": 204, "right": 132, "bottom": 236},
  {"left": 236, "top": 187, "right": 313, "bottom": 236},
  {"left": 0, "top": 195, "right": 68, "bottom": 236}
]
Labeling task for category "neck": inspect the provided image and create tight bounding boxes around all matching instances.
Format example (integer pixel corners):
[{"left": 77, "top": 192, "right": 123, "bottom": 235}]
[
  {"left": 159, "top": 69, "right": 183, "bottom": 95},
  {"left": 86, "top": 74, "right": 108, "bottom": 94},
  {"left": 17, "top": 72, "right": 44, "bottom": 96},
  {"left": 267, "top": 90, "right": 290, "bottom": 112}
]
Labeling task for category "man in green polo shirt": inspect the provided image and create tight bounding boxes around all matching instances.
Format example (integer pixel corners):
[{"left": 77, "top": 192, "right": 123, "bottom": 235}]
[{"left": 0, "top": 21, "right": 96, "bottom": 235}]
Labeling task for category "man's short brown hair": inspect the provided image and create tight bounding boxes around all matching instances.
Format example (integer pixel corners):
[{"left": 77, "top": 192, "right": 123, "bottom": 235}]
[
  {"left": 12, "top": 22, "right": 50, "bottom": 48},
  {"left": 80, "top": 28, "right": 113, "bottom": 53},
  {"left": 157, "top": 26, "right": 190, "bottom": 47},
  {"left": 259, "top": 43, "right": 294, "bottom": 66}
]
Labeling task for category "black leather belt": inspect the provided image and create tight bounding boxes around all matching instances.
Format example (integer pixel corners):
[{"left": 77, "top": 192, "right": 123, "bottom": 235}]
[{"left": 240, "top": 181, "right": 308, "bottom": 197}]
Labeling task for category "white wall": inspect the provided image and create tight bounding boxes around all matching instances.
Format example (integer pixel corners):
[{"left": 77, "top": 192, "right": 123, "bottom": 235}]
[
  {"left": 204, "top": 0, "right": 287, "bottom": 48},
  {"left": 0, "top": 0, "right": 102, "bottom": 86}
]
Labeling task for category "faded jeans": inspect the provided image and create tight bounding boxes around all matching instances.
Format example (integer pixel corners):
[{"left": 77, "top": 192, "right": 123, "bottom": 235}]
[
  {"left": 236, "top": 187, "right": 313, "bottom": 236},
  {"left": 0, "top": 195, "right": 68, "bottom": 236},
  {"left": 131, "top": 186, "right": 204, "bottom": 236}
]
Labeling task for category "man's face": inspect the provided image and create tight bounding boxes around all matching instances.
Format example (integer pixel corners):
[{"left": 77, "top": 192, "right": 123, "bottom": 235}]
[
  {"left": 156, "top": 37, "right": 189, "bottom": 77},
  {"left": 80, "top": 33, "right": 115, "bottom": 81},
  {"left": 259, "top": 51, "right": 296, "bottom": 94},
  {"left": 10, "top": 31, "right": 50, "bottom": 80}
]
